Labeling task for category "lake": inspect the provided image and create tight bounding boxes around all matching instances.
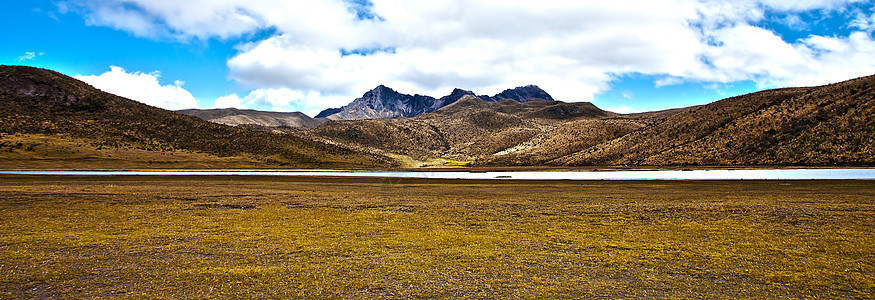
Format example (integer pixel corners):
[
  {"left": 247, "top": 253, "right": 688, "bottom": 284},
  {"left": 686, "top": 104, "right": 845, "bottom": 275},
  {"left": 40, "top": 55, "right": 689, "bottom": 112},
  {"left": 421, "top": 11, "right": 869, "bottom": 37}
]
[{"left": 1, "top": 169, "right": 874, "bottom": 180}]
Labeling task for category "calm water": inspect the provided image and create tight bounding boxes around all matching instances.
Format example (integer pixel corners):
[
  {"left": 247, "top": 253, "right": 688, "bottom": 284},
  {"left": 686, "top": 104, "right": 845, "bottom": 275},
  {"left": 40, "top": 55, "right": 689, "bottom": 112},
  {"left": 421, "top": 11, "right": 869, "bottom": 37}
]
[{"left": 1, "top": 169, "right": 873, "bottom": 180}]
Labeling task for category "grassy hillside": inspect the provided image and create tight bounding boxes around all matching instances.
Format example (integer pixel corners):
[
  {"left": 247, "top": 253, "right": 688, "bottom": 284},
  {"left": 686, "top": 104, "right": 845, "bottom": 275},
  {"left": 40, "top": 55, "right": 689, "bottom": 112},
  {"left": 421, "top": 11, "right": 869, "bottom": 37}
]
[
  {"left": 177, "top": 108, "right": 327, "bottom": 129},
  {"left": 0, "top": 66, "right": 392, "bottom": 169},
  {"left": 554, "top": 75, "right": 875, "bottom": 166},
  {"left": 307, "top": 75, "right": 875, "bottom": 167},
  {"left": 6, "top": 65, "right": 868, "bottom": 169},
  {"left": 308, "top": 95, "right": 661, "bottom": 165}
]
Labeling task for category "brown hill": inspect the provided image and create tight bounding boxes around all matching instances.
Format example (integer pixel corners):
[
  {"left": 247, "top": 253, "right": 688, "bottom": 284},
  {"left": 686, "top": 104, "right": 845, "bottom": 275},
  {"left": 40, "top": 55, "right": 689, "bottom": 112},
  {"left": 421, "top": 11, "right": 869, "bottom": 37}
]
[
  {"left": 552, "top": 75, "right": 875, "bottom": 166},
  {"left": 9, "top": 65, "right": 867, "bottom": 169},
  {"left": 307, "top": 95, "right": 651, "bottom": 164},
  {"left": 177, "top": 108, "right": 327, "bottom": 129},
  {"left": 0, "top": 66, "right": 391, "bottom": 169},
  {"left": 307, "top": 75, "right": 874, "bottom": 167}
]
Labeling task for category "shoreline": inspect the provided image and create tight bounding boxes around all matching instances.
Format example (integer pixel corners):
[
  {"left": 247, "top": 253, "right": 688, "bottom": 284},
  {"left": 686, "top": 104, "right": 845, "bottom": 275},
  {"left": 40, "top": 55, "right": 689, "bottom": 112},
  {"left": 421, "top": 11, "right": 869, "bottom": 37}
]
[{"left": 2, "top": 168, "right": 873, "bottom": 181}]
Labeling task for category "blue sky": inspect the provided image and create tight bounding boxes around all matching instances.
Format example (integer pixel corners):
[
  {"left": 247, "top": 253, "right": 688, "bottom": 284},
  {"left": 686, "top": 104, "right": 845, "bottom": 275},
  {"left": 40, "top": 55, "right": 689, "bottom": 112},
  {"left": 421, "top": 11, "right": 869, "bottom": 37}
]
[{"left": 3, "top": 0, "right": 875, "bottom": 115}]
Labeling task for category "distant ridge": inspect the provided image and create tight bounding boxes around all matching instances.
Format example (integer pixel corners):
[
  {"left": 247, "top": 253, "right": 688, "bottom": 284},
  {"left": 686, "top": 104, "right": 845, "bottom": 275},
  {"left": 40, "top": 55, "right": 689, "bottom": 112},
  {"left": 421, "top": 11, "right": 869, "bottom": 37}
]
[
  {"left": 177, "top": 108, "right": 327, "bottom": 129},
  {"left": 310, "top": 94, "right": 622, "bottom": 163},
  {"left": 317, "top": 85, "right": 554, "bottom": 121},
  {"left": 308, "top": 75, "right": 875, "bottom": 167},
  {"left": 4, "top": 65, "right": 871, "bottom": 168},
  {"left": 0, "top": 65, "right": 390, "bottom": 169},
  {"left": 314, "top": 107, "right": 342, "bottom": 118},
  {"left": 478, "top": 85, "right": 555, "bottom": 103}
]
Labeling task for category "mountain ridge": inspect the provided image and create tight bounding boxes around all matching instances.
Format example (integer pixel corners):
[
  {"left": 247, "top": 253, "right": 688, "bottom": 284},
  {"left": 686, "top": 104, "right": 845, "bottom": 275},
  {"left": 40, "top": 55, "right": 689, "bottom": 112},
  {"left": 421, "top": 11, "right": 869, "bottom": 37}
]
[
  {"left": 303, "top": 76, "right": 874, "bottom": 167},
  {"left": 0, "top": 65, "right": 391, "bottom": 169},
  {"left": 3, "top": 65, "right": 872, "bottom": 168},
  {"left": 177, "top": 108, "right": 327, "bottom": 129},
  {"left": 317, "top": 84, "right": 554, "bottom": 120}
]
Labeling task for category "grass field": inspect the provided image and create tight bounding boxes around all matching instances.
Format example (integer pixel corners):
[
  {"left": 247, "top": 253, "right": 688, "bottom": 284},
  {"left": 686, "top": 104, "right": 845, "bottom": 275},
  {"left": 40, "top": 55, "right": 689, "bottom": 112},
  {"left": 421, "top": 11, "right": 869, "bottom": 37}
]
[{"left": 0, "top": 176, "right": 872, "bottom": 299}]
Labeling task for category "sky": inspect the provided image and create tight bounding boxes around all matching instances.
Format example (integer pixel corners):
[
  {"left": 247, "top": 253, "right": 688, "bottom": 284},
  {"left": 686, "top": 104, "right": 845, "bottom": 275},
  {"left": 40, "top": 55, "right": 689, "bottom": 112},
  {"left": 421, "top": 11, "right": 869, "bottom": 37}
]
[{"left": 2, "top": 0, "right": 875, "bottom": 116}]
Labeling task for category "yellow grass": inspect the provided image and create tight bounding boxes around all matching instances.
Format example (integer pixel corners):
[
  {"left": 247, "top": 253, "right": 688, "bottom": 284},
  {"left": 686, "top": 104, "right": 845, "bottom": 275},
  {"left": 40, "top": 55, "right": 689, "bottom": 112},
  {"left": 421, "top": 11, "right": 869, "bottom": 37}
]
[
  {"left": 0, "top": 176, "right": 872, "bottom": 298},
  {"left": 0, "top": 134, "right": 291, "bottom": 170}
]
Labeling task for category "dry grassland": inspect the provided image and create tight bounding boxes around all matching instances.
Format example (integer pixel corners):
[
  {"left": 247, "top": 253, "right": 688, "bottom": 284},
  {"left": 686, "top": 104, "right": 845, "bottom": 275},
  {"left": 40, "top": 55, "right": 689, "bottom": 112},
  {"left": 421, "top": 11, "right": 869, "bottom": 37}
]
[{"left": 0, "top": 176, "right": 872, "bottom": 298}]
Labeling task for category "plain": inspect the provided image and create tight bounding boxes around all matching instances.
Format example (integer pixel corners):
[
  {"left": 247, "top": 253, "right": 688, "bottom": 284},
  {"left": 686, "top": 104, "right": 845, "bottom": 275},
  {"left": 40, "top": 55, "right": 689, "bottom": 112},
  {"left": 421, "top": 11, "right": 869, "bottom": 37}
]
[{"left": 0, "top": 175, "right": 872, "bottom": 298}]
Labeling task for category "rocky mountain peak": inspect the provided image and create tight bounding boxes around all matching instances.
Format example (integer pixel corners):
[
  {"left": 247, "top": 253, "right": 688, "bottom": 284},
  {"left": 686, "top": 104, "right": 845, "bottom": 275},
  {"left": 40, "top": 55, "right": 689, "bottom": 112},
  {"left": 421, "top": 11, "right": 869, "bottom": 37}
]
[
  {"left": 316, "top": 84, "right": 555, "bottom": 120},
  {"left": 442, "top": 88, "right": 476, "bottom": 100},
  {"left": 367, "top": 84, "right": 397, "bottom": 96},
  {"left": 482, "top": 85, "right": 554, "bottom": 103}
]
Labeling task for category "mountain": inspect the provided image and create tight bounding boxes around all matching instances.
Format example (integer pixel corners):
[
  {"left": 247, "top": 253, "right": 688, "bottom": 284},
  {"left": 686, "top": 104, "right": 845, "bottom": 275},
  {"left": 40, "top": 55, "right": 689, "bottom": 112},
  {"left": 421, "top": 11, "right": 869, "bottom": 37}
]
[
  {"left": 5, "top": 65, "right": 870, "bottom": 169},
  {"left": 305, "top": 75, "right": 874, "bottom": 167},
  {"left": 479, "top": 85, "right": 555, "bottom": 103},
  {"left": 305, "top": 95, "right": 643, "bottom": 166},
  {"left": 551, "top": 75, "right": 875, "bottom": 166},
  {"left": 317, "top": 85, "right": 553, "bottom": 121},
  {"left": 314, "top": 107, "right": 342, "bottom": 118},
  {"left": 177, "top": 108, "right": 327, "bottom": 129},
  {"left": 0, "top": 65, "right": 391, "bottom": 169}
]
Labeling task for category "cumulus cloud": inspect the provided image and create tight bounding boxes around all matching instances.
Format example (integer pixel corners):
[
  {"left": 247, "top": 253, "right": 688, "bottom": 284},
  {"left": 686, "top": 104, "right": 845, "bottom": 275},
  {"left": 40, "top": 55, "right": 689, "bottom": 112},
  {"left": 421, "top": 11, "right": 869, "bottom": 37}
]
[
  {"left": 75, "top": 66, "right": 199, "bottom": 110},
  {"left": 64, "top": 0, "right": 875, "bottom": 111},
  {"left": 215, "top": 88, "right": 351, "bottom": 116}
]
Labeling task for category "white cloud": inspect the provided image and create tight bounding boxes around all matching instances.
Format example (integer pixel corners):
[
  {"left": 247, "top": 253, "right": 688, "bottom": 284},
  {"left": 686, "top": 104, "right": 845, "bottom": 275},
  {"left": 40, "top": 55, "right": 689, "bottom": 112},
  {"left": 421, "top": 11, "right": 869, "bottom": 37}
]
[
  {"left": 788, "top": 32, "right": 875, "bottom": 86},
  {"left": 65, "top": 0, "right": 875, "bottom": 111},
  {"left": 224, "top": 0, "right": 705, "bottom": 102},
  {"left": 851, "top": 11, "right": 875, "bottom": 32},
  {"left": 682, "top": 25, "right": 875, "bottom": 88},
  {"left": 18, "top": 52, "right": 44, "bottom": 61},
  {"left": 75, "top": 66, "right": 199, "bottom": 110},
  {"left": 699, "top": 25, "right": 811, "bottom": 82},
  {"left": 778, "top": 14, "right": 809, "bottom": 31},
  {"left": 215, "top": 88, "right": 350, "bottom": 116}
]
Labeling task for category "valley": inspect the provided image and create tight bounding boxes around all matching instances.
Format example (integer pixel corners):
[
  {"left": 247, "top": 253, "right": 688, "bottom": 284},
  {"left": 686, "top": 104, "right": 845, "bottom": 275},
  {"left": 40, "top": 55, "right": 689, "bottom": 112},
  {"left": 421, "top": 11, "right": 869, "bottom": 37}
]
[
  {"left": 2, "top": 65, "right": 873, "bottom": 169},
  {"left": 184, "top": 74, "right": 875, "bottom": 168},
  {"left": 4, "top": 2, "right": 874, "bottom": 299}
]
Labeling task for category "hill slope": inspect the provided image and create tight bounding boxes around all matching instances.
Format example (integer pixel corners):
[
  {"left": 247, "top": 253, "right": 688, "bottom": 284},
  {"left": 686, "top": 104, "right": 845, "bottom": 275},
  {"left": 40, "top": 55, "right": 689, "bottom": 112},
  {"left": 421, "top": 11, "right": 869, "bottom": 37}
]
[
  {"left": 0, "top": 66, "right": 391, "bottom": 169},
  {"left": 177, "top": 108, "right": 327, "bottom": 129},
  {"left": 307, "top": 95, "right": 651, "bottom": 165},
  {"left": 552, "top": 76, "right": 875, "bottom": 166},
  {"left": 306, "top": 75, "right": 874, "bottom": 167}
]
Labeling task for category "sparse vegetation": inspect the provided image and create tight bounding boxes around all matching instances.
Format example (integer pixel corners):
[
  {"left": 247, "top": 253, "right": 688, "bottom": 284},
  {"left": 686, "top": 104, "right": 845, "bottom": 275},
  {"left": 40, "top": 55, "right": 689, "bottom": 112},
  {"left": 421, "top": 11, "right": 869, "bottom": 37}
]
[
  {"left": 307, "top": 96, "right": 629, "bottom": 164},
  {"left": 0, "top": 176, "right": 872, "bottom": 298},
  {"left": 5, "top": 65, "right": 872, "bottom": 169},
  {"left": 556, "top": 76, "right": 875, "bottom": 166},
  {"left": 303, "top": 75, "right": 875, "bottom": 167},
  {"left": 177, "top": 108, "right": 327, "bottom": 129},
  {"left": 0, "top": 66, "right": 392, "bottom": 169}
]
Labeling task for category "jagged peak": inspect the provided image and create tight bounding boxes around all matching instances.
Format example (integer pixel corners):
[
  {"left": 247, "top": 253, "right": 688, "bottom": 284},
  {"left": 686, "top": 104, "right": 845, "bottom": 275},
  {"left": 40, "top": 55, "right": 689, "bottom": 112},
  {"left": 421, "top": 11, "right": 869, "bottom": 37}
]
[
  {"left": 446, "top": 88, "right": 475, "bottom": 96},
  {"left": 370, "top": 84, "right": 396, "bottom": 93},
  {"left": 318, "top": 83, "right": 553, "bottom": 120},
  {"left": 489, "top": 85, "right": 554, "bottom": 102},
  {"left": 358, "top": 84, "right": 406, "bottom": 101},
  {"left": 435, "top": 95, "right": 489, "bottom": 113}
]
